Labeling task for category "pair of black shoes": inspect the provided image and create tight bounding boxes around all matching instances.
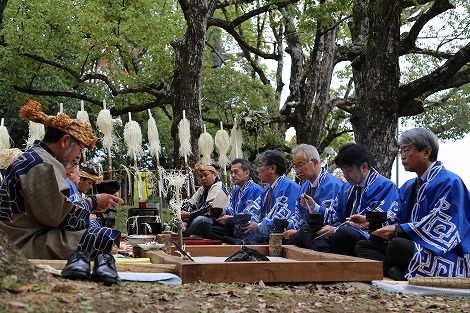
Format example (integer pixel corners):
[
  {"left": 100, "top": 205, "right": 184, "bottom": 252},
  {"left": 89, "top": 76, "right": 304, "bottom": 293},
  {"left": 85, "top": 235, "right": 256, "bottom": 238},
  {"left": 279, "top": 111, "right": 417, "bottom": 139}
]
[{"left": 61, "top": 250, "right": 120, "bottom": 285}]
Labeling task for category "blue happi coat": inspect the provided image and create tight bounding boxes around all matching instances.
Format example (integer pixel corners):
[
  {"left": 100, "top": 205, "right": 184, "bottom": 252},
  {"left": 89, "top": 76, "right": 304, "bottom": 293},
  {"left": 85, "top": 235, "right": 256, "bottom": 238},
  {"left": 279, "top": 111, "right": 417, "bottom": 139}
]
[
  {"left": 398, "top": 162, "right": 470, "bottom": 278},
  {"left": 224, "top": 178, "right": 263, "bottom": 223},
  {"left": 288, "top": 168, "right": 343, "bottom": 229},
  {"left": 324, "top": 168, "right": 400, "bottom": 229},
  {"left": 259, "top": 174, "right": 299, "bottom": 226},
  {"left": 66, "top": 179, "right": 81, "bottom": 203}
]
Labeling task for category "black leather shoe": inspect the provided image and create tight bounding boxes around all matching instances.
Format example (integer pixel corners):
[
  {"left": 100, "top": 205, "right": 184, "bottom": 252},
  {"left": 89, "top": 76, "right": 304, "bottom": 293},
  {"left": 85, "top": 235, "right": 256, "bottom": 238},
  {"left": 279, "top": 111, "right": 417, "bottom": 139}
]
[
  {"left": 61, "top": 250, "right": 91, "bottom": 280},
  {"left": 387, "top": 266, "right": 406, "bottom": 281},
  {"left": 92, "top": 253, "right": 120, "bottom": 285}
]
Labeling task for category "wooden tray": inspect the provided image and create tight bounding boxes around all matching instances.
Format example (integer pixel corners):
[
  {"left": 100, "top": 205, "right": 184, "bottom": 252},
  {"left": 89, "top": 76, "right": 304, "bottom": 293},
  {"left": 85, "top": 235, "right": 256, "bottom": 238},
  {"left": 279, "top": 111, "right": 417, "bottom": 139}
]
[{"left": 146, "top": 245, "right": 383, "bottom": 284}]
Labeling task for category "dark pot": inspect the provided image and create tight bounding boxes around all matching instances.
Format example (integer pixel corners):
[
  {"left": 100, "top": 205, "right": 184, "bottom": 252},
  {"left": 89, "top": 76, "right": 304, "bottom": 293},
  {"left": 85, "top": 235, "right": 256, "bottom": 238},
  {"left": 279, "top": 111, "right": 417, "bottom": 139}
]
[
  {"left": 366, "top": 211, "right": 388, "bottom": 231},
  {"left": 304, "top": 213, "right": 324, "bottom": 228},
  {"left": 209, "top": 207, "right": 223, "bottom": 219},
  {"left": 236, "top": 213, "right": 251, "bottom": 226},
  {"left": 141, "top": 222, "right": 163, "bottom": 234},
  {"left": 127, "top": 208, "right": 160, "bottom": 235},
  {"left": 272, "top": 218, "right": 289, "bottom": 233}
]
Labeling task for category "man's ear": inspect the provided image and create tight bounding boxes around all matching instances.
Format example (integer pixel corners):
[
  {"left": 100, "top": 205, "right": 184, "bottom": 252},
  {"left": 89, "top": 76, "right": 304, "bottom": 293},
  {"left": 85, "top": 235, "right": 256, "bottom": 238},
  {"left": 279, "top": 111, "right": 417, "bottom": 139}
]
[
  {"left": 423, "top": 146, "right": 432, "bottom": 159},
  {"left": 59, "top": 134, "right": 71, "bottom": 148}
]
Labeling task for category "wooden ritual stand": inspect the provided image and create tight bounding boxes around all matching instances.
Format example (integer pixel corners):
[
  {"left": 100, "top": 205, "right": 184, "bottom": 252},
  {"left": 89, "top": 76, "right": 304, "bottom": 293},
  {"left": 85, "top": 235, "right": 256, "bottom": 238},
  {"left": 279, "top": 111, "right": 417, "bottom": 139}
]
[
  {"left": 29, "top": 245, "right": 383, "bottom": 284},
  {"left": 146, "top": 245, "right": 383, "bottom": 284}
]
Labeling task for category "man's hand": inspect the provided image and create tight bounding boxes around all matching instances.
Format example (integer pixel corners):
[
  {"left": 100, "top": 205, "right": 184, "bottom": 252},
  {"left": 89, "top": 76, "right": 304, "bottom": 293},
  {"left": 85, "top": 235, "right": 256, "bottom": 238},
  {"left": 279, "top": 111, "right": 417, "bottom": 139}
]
[
  {"left": 216, "top": 214, "right": 233, "bottom": 224},
  {"left": 347, "top": 214, "right": 369, "bottom": 229},
  {"left": 181, "top": 211, "right": 191, "bottom": 220},
  {"left": 243, "top": 222, "right": 258, "bottom": 233},
  {"left": 300, "top": 193, "right": 317, "bottom": 212},
  {"left": 317, "top": 225, "right": 335, "bottom": 239},
  {"left": 372, "top": 225, "right": 396, "bottom": 240},
  {"left": 93, "top": 194, "right": 124, "bottom": 213},
  {"left": 282, "top": 229, "right": 298, "bottom": 240}
]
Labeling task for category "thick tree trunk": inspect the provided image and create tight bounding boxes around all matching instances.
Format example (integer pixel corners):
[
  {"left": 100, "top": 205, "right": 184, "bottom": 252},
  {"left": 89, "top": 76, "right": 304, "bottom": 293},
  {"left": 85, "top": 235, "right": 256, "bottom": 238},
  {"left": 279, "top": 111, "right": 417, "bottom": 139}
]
[
  {"left": 171, "top": 1, "right": 216, "bottom": 169},
  {"left": 281, "top": 6, "right": 339, "bottom": 151},
  {"left": 350, "top": 0, "right": 402, "bottom": 177}
]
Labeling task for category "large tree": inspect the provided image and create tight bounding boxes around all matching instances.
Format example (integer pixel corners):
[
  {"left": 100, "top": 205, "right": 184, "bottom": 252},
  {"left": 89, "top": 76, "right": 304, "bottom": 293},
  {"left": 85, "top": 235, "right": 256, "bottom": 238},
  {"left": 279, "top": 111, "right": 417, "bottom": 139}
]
[
  {"left": 0, "top": 0, "right": 297, "bottom": 169},
  {"left": 226, "top": 0, "right": 470, "bottom": 176},
  {"left": 0, "top": 0, "right": 468, "bottom": 177}
]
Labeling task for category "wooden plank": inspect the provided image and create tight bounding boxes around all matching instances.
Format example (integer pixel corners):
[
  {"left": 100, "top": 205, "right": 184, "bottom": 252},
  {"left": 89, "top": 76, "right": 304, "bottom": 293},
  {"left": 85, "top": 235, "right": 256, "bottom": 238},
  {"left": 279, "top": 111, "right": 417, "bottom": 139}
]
[
  {"left": 146, "top": 245, "right": 383, "bottom": 283},
  {"left": 167, "top": 244, "right": 269, "bottom": 257},
  {"left": 29, "top": 259, "right": 177, "bottom": 273}
]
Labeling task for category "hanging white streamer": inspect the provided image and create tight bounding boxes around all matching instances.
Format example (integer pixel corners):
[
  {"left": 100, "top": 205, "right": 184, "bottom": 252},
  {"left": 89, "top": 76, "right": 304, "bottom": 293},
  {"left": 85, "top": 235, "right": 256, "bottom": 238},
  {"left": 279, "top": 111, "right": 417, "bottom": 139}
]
[
  {"left": 124, "top": 120, "right": 144, "bottom": 161},
  {"left": 131, "top": 165, "right": 143, "bottom": 200},
  {"left": 198, "top": 131, "right": 214, "bottom": 165},
  {"left": 0, "top": 126, "right": 10, "bottom": 150},
  {"left": 26, "top": 121, "right": 45, "bottom": 149},
  {"left": 121, "top": 165, "right": 133, "bottom": 196},
  {"left": 77, "top": 101, "right": 89, "bottom": 123},
  {"left": 97, "top": 109, "right": 113, "bottom": 153},
  {"left": 77, "top": 111, "right": 89, "bottom": 123},
  {"left": 166, "top": 171, "right": 187, "bottom": 226},
  {"left": 215, "top": 124, "right": 230, "bottom": 170},
  {"left": 230, "top": 123, "right": 243, "bottom": 160},
  {"left": 178, "top": 114, "right": 192, "bottom": 161},
  {"left": 148, "top": 115, "right": 161, "bottom": 158}
]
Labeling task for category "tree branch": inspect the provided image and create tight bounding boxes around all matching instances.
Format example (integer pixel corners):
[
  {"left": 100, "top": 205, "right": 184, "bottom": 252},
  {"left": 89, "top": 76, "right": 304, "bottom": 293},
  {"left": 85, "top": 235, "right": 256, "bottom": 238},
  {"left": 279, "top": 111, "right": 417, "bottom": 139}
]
[
  {"left": 399, "top": 42, "right": 470, "bottom": 112},
  {"left": 400, "top": 0, "right": 454, "bottom": 53},
  {"left": 12, "top": 85, "right": 172, "bottom": 115},
  {"left": 208, "top": 18, "right": 280, "bottom": 60},
  {"left": 22, "top": 52, "right": 170, "bottom": 98}
]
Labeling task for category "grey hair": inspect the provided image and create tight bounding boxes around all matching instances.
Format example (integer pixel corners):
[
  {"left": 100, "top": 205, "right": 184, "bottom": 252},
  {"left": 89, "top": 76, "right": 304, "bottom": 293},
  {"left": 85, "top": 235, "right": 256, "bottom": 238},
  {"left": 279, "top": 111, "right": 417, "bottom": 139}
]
[
  {"left": 398, "top": 127, "right": 439, "bottom": 161},
  {"left": 291, "top": 144, "right": 321, "bottom": 163}
]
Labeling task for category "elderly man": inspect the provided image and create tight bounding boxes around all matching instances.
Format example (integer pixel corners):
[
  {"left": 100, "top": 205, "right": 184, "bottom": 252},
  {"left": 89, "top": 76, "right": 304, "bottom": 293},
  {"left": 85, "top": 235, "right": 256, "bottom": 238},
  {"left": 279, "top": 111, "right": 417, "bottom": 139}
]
[
  {"left": 283, "top": 144, "right": 343, "bottom": 251},
  {"left": 318, "top": 143, "right": 399, "bottom": 256},
  {"left": 0, "top": 100, "right": 123, "bottom": 284},
  {"left": 181, "top": 163, "right": 230, "bottom": 237},
  {"left": 241, "top": 149, "right": 299, "bottom": 245},
  {"left": 355, "top": 128, "right": 470, "bottom": 280}
]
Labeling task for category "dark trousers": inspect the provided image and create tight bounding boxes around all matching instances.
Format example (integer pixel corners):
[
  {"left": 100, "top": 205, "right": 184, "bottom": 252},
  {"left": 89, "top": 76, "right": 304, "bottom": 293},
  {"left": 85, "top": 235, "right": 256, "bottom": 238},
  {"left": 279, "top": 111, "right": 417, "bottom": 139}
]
[
  {"left": 355, "top": 237, "right": 415, "bottom": 276},
  {"left": 332, "top": 226, "right": 366, "bottom": 256},
  {"left": 287, "top": 228, "right": 332, "bottom": 252}
]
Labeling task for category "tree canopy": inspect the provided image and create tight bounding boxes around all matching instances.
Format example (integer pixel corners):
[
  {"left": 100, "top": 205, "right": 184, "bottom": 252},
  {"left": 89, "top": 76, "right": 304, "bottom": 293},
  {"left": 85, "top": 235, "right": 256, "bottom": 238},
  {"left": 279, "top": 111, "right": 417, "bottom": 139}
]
[{"left": 0, "top": 0, "right": 468, "bottom": 177}]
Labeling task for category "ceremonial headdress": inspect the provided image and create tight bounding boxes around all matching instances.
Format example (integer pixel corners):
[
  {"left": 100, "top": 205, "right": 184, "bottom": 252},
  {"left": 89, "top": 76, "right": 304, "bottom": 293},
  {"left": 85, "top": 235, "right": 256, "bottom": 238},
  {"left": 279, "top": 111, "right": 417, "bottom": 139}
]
[
  {"left": 80, "top": 167, "right": 103, "bottom": 181},
  {"left": 0, "top": 148, "right": 22, "bottom": 169},
  {"left": 194, "top": 162, "right": 218, "bottom": 176},
  {"left": 19, "top": 100, "right": 97, "bottom": 150}
]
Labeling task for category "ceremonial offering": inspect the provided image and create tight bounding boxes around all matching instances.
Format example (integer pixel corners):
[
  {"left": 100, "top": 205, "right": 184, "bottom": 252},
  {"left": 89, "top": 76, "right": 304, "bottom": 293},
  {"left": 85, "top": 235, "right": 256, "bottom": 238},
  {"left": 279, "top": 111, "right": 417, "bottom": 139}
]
[{"left": 127, "top": 234, "right": 156, "bottom": 247}]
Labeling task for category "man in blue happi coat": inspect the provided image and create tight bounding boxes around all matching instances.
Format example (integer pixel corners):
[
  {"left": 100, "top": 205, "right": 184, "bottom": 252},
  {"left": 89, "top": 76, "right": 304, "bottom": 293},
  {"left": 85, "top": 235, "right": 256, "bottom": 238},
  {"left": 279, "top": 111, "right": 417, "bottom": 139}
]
[
  {"left": 282, "top": 144, "right": 343, "bottom": 251},
  {"left": 241, "top": 149, "right": 299, "bottom": 244},
  {"left": 355, "top": 128, "right": 470, "bottom": 280},
  {"left": 189, "top": 158, "right": 263, "bottom": 242},
  {"left": 318, "top": 143, "right": 399, "bottom": 256}
]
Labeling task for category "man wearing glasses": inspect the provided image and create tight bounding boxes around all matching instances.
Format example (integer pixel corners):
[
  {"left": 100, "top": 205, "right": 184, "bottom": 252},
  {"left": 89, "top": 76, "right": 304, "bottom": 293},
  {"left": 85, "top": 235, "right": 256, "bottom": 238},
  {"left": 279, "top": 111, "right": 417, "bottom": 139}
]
[
  {"left": 283, "top": 144, "right": 343, "bottom": 251},
  {"left": 0, "top": 101, "right": 123, "bottom": 284},
  {"left": 319, "top": 143, "right": 400, "bottom": 256},
  {"left": 240, "top": 149, "right": 299, "bottom": 244},
  {"left": 355, "top": 128, "right": 470, "bottom": 280}
]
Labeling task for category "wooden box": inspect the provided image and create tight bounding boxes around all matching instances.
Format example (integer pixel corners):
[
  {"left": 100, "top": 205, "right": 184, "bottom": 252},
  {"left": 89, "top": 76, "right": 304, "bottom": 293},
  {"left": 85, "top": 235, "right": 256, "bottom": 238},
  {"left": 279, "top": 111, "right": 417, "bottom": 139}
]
[{"left": 146, "top": 245, "right": 383, "bottom": 284}]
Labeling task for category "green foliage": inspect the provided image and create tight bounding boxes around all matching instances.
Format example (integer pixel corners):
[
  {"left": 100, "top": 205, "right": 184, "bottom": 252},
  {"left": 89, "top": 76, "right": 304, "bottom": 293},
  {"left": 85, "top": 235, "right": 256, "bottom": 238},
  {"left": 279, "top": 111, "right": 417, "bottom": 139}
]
[
  {"left": 413, "top": 87, "right": 470, "bottom": 140},
  {"left": 201, "top": 58, "right": 283, "bottom": 160},
  {"left": 2, "top": 0, "right": 183, "bottom": 101}
]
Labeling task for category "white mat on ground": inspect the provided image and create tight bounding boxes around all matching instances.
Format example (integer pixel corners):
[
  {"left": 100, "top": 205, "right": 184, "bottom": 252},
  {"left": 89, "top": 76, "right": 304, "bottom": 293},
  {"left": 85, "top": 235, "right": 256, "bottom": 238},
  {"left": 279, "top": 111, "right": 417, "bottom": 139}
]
[
  {"left": 118, "top": 272, "right": 182, "bottom": 284},
  {"left": 373, "top": 280, "right": 470, "bottom": 297}
]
